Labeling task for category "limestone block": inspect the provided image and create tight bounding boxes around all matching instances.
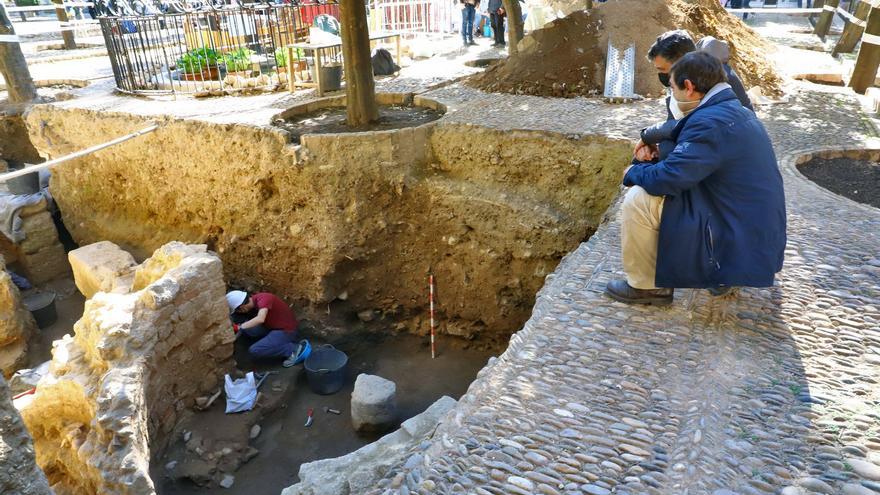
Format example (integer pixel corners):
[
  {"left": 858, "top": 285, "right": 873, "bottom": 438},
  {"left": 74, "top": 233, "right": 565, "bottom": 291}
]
[
  {"left": 18, "top": 211, "right": 60, "bottom": 255},
  {"left": 0, "top": 376, "right": 53, "bottom": 495},
  {"left": 351, "top": 374, "right": 397, "bottom": 432},
  {"left": 22, "top": 243, "right": 70, "bottom": 285},
  {"left": 69, "top": 241, "right": 138, "bottom": 299}
]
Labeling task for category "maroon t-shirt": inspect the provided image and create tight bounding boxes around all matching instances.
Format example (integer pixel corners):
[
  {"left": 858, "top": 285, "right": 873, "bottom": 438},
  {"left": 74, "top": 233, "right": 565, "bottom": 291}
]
[{"left": 252, "top": 292, "right": 298, "bottom": 333}]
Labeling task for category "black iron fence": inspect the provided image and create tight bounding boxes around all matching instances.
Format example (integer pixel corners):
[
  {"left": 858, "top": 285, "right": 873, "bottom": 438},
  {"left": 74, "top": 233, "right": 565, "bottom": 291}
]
[{"left": 98, "top": 2, "right": 340, "bottom": 95}]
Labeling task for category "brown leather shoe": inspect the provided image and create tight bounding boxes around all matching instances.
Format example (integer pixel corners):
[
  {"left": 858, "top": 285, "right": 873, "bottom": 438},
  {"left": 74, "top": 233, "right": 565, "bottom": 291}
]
[{"left": 605, "top": 279, "right": 673, "bottom": 305}]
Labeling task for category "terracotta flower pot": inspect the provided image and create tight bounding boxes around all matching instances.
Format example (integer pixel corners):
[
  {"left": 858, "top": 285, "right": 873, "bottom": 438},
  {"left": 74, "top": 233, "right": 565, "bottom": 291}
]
[{"left": 181, "top": 66, "right": 220, "bottom": 81}]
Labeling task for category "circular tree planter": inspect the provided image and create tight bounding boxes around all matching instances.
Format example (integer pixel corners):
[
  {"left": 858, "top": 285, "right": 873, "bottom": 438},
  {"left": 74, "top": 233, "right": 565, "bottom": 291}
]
[
  {"left": 795, "top": 149, "right": 880, "bottom": 209},
  {"left": 271, "top": 93, "right": 446, "bottom": 145}
]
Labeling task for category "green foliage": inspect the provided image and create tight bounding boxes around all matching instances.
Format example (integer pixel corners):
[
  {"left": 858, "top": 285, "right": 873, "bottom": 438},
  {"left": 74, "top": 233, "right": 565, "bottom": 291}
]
[
  {"left": 274, "top": 47, "right": 305, "bottom": 68},
  {"left": 176, "top": 48, "right": 219, "bottom": 75},
  {"left": 221, "top": 48, "right": 255, "bottom": 72}
]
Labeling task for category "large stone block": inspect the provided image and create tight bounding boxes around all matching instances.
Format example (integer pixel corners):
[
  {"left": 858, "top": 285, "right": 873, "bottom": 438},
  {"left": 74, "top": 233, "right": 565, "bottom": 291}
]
[
  {"left": 69, "top": 241, "right": 138, "bottom": 299},
  {"left": 351, "top": 374, "right": 397, "bottom": 433}
]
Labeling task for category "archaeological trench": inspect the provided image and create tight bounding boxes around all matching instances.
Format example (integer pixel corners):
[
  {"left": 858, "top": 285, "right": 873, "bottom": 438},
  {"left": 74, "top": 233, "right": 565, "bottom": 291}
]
[{"left": 0, "top": 93, "right": 632, "bottom": 493}]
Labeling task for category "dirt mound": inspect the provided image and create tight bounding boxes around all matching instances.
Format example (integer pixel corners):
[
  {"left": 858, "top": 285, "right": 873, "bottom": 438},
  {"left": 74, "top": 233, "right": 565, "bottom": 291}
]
[
  {"left": 467, "top": 0, "right": 783, "bottom": 98},
  {"left": 467, "top": 10, "right": 604, "bottom": 98}
]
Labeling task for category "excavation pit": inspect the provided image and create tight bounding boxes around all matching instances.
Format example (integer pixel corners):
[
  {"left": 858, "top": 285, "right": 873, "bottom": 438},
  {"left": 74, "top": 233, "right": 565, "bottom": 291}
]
[{"left": 1, "top": 95, "right": 636, "bottom": 493}]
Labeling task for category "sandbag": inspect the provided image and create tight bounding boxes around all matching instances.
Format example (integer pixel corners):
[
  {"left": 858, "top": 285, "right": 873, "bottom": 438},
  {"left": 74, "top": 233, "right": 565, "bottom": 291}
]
[{"left": 224, "top": 372, "right": 257, "bottom": 414}]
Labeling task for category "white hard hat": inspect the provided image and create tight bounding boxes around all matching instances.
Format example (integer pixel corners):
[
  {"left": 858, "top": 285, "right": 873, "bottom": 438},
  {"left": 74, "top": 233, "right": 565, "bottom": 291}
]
[{"left": 226, "top": 290, "right": 247, "bottom": 313}]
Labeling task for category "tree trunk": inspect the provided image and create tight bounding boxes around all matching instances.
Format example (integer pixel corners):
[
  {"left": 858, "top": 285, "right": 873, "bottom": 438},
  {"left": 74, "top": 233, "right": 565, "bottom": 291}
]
[
  {"left": 339, "top": 0, "right": 378, "bottom": 126},
  {"left": 502, "top": 0, "right": 523, "bottom": 56},
  {"left": 0, "top": 3, "right": 37, "bottom": 103},
  {"left": 52, "top": 0, "right": 76, "bottom": 50}
]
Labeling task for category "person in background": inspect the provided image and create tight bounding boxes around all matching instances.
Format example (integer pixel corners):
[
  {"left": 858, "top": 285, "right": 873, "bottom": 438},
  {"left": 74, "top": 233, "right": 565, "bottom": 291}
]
[
  {"left": 460, "top": 0, "right": 479, "bottom": 46},
  {"left": 227, "top": 290, "right": 301, "bottom": 367},
  {"left": 474, "top": 0, "right": 489, "bottom": 38},
  {"left": 488, "top": 0, "right": 505, "bottom": 47}
]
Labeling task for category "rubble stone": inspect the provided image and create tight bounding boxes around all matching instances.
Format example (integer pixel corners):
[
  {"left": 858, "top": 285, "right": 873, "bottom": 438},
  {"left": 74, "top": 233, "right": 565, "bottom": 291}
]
[
  {"left": 283, "top": 396, "right": 455, "bottom": 495},
  {"left": 0, "top": 375, "right": 52, "bottom": 495},
  {"left": 0, "top": 255, "right": 37, "bottom": 377},
  {"left": 351, "top": 374, "right": 398, "bottom": 433},
  {"left": 68, "top": 240, "right": 138, "bottom": 298}
]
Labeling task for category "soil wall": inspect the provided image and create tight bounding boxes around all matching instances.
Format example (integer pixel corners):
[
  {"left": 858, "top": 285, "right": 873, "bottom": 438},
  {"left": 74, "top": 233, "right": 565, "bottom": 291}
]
[
  {"left": 22, "top": 106, "right": 631, "bottom": 340},
  {"left": 0, "top": 113, "right": 41, "bottom": 165}
]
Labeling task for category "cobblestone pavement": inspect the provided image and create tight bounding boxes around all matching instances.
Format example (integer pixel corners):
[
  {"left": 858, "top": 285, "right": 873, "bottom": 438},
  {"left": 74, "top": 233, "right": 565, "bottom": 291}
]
[{"left": 358, "top": 85, "right": 880, "bottom": 494}]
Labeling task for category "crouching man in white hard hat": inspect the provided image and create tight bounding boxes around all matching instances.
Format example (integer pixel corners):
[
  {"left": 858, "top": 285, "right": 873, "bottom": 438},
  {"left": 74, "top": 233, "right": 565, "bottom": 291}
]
[{"left": 226, "top": 290, "right": 303, "bottom": 368}]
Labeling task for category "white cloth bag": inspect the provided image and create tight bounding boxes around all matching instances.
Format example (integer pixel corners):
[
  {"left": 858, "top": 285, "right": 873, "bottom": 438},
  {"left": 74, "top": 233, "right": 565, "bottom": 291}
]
[{"left": 224, "top": 372, "right": 257, "bottom": 414}]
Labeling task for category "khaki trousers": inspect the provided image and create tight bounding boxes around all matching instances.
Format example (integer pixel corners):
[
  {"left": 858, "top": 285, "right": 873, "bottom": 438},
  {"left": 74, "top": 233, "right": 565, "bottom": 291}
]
[{"left": 621, "top": 186, "right": 665, "bottom": 290}]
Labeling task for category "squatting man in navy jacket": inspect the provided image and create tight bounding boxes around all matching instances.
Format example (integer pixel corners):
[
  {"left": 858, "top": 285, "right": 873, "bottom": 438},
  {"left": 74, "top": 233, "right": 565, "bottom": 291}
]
[{"left": 605, "top": 52, "right": 787, "bottom": 305}]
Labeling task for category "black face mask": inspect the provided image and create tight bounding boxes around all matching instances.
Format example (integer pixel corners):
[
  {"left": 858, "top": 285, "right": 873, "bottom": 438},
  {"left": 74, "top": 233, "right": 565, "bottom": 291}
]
[{"left": 658, "top": 72, "right": 671, "bottom": 87}]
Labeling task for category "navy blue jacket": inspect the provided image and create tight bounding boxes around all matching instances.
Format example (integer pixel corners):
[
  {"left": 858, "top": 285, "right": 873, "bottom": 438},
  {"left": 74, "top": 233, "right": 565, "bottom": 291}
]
[{"left": 624, "top": 87, "right": 786, "bottom": 288}]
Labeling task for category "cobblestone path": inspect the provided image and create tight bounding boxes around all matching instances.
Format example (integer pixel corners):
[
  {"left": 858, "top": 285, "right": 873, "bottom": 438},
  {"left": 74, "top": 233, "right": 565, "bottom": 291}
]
[{"left": 364, "top": 85, "right": 880, "bottom": 494}]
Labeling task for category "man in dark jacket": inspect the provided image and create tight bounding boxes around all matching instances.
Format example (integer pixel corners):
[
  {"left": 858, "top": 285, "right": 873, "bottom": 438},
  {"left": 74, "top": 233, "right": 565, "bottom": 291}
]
[{"left": 605, "top": 52, "right": 786, "bottom": 305}]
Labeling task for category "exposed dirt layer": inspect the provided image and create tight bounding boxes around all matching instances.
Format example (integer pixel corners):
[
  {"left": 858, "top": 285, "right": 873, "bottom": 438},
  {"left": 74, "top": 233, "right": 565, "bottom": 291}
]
[
  {"left": 158, "top": 330, "right": 497, "bottom": 495},
  {"left": 798, "top": 157, "right": 880, "bottom": 209},
  {"left": 275, "top": 105, "right": 443, "bottom": 144},
  {"left": 25, "top": 107, "right": 631, "bottom": 342},
  {"left": 467, "top": 0, "right": 783, "bottom": 98}
]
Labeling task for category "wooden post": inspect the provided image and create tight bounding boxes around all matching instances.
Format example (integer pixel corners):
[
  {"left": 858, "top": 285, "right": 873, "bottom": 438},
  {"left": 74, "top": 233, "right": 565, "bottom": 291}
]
[
  {"left": 339, "top": 0, "right": 378, "bottom": 126},
  {"left": 810, "top": 0, "right": 825, "bottom": 25},
  {"left": 287, "top": 45, "right": 295, "bottom": 93},
  {"left": 849, "top": 1, "right": 880, "bottom": 93},
  {"left": 834, "top": 0, "right": 872, "bottom": 55},
  {"left": 0, "top": 3, "right": 37, "bottom": 103},
  {"left": 502, "top": 0, "right": 523, "bottom": 56},
  {"left": 814, "top": 0, "right": 840, "bottom": 39},
  {"left": 52, "top": 0, "right": 77, "bottom": 50}
]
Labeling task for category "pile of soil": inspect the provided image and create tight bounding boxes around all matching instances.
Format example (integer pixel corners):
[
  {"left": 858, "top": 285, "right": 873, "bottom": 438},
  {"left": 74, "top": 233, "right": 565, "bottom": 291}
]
[
  {"left": 467, "top": 0, "right": 783, "bottom": 98},
  {"left": 798, "top": 157, "right": 880, "bottom": 209}
]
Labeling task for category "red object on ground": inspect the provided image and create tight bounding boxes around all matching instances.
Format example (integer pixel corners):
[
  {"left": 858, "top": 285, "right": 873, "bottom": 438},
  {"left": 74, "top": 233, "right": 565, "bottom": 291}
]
[
  {"left": 252, "top": 292, "right": 298, "bottom": 333},
  {"left": 12, "top": 387, "right": 36, "bottom": 400}
]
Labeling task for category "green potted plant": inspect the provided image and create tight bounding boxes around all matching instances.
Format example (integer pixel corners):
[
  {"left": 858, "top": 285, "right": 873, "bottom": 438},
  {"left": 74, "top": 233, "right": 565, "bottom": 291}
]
[
  {"left": 276, "top": 47, "right": 309, "bottom": 81},
  {"left": 176, "top": 48, "right": 220, "bottom": 81},
  {"left": 221, "top": 47, "right": 255, "bottom": 77}
]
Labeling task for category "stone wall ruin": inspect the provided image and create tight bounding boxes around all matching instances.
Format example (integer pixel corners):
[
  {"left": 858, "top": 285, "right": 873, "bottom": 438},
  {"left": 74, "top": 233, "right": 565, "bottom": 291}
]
[{"left": 16, "top": 241, "right": 234, "bottom": 494}]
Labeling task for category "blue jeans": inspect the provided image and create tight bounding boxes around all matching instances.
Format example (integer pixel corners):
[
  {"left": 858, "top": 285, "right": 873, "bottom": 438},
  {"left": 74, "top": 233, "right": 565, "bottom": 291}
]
[
  {"left": 461, "top": 5, "right": 475, "bottom": 41},
  {"left": 241, "top": 324, "right": 297, "bottom": 359}
]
